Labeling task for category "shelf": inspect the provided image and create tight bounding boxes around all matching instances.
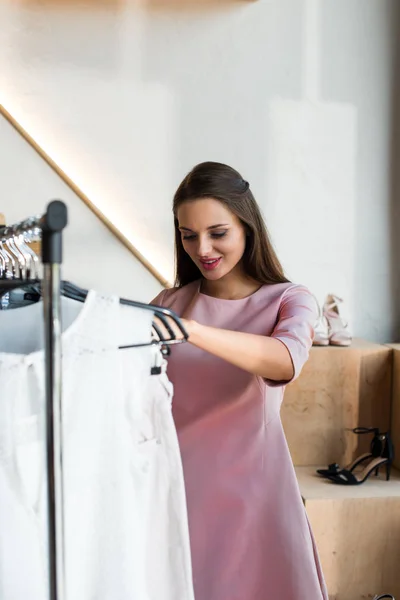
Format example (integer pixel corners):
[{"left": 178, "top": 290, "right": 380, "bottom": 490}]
[
  {"left": 296, "top": 466, "right": 400, "bottom": 600},
  {"left": 282, "top": 338, "right": 392, "bottom": 467}
]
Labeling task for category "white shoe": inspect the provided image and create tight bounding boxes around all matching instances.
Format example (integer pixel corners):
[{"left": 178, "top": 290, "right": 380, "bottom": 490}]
[
  {"left": 312, "top": 296, "right": 329, "bottom": 346},
  {"left": 313, "top": 314, "right": 329, "bottom": 346},
  {"left": 323, "top": 294, "right": 352, "bottom": 347}
]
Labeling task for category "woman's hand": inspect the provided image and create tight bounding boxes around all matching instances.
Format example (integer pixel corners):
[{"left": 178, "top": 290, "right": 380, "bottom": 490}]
[
  {"left": 180, "top": 317, "right": 193, "bottom": 338},
  {"left": 153, "top": 315, "right": 192, "bottom": 343}
]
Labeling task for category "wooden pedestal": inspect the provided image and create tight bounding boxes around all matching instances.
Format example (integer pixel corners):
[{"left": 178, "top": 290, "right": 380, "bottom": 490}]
[
  {"left": 282, "top": 339, "right": 392, "bottom": 467},
  {"left": 297, "top": 466, "right": 400, "bottom": 600},
  {"left": 386, "top": 344, "right": 400, "bottom": 470}
]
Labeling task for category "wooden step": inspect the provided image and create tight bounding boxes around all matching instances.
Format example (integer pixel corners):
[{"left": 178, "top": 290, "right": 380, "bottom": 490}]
[
  {"left": 282, "top": 339, "right": 392, "bottom": 467},
  {"left": 296, "top": 465, "right": 400, "bottom": 600},
  {"left": 386, "top": 344, "right": 400, "bottom": 470}
]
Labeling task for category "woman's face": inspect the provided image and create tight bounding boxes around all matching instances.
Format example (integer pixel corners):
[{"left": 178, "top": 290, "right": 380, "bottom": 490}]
[{"left": 177, "top": 198, "right": 247, "bottom": 281}]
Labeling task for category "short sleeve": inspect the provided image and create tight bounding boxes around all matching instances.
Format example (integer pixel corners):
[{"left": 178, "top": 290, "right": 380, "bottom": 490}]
[{"left": 265, "top": 285, "right": 317, "bottom": 388}]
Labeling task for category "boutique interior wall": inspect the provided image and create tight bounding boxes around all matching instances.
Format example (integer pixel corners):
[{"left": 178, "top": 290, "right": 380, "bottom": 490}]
[{"left": 1, "top": 0, "right": 399, "bottom": 341}]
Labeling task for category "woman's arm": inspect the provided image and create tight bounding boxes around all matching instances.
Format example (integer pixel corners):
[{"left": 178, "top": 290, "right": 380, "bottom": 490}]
[
  {"left": 154, "top": 286, "right": 316, "bottom": 384},
  {"left": 183, "top": 319, "right": 294, "bottom": 381}
]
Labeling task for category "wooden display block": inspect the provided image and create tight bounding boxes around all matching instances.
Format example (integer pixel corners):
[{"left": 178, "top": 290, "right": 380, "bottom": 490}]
[
  {"left": 282, "top": 339, "right": 392, "bottom": 467},
  {"left": 386, "top": 344, "right": 400, "bottom": 470},
  {"left": 296, "top": 466, "right": 400, "bottom": 600}
]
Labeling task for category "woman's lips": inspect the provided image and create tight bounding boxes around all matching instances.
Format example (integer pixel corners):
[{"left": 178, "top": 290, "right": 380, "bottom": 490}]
[{"left": 199, "top": 258, "right": 222, "bottom": 271}]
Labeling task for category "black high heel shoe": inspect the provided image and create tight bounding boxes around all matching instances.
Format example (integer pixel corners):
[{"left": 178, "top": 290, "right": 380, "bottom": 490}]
[
  {"left": 316, "top": 427, "right": 385, "bottom": 478},
  {"left": 373, "top": 595, "right": 395, "bottom": 599},
  {"left": 328, "top": 431, "right": 394, "bottom": 486}
]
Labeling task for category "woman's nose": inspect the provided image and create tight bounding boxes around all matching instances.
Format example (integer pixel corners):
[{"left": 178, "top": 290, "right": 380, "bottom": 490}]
[{"left": 197, "top": 235, "right": 213, "bottom": 257}]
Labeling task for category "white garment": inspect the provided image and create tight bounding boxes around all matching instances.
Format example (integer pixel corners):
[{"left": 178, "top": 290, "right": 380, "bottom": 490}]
[{"left": 0, "top": 290, "right": 195, "bottom": 600}]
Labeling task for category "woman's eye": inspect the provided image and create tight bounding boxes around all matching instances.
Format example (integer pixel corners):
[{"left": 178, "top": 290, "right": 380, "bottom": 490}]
[{"left": 182, "top": 231, "right": 227, "bottom": 241}]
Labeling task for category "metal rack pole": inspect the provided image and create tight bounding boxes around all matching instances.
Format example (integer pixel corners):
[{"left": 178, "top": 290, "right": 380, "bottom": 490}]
[{"left": 41, "top": 201, "right": 68, "bottom": 600}]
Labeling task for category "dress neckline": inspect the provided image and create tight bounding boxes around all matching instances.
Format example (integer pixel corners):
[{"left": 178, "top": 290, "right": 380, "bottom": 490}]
[{"left": 196, "top": 280, "right": 266, "bottom": 303}]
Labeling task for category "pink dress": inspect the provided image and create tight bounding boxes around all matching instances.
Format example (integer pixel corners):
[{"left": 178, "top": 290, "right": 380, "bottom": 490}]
[{"left": 152, "top": 280, "right": 328, "bottom": 600}]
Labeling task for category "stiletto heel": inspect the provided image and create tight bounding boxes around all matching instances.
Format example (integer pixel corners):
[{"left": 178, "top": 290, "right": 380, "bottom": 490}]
[
  {"left": 316, "top": 427, "right": 380, "bottom": 479},
  {"left": 328, "top": 431, "right": 394, "bottom": 486},
  {"left": 375, "top": 466, "right": 380, "bottom": 477},
  {"left": 329, "top": 458, "right": 392, "bottom": 485}
]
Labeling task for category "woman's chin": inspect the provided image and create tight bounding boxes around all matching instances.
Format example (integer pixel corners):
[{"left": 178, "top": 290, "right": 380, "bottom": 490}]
[
  {"left": 198, "top": 266, "right": 222, "bottom": 280},
  {"left": 201, "top": 268, "right": 229, "bottom": 281},
  {"left": 200, "top": 262, "right": 244, "bottom": 283}
]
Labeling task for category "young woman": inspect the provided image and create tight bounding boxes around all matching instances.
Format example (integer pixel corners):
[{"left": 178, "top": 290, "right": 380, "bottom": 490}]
[{"left": 152, "top": 162, "right": 328, "bottom": 600}]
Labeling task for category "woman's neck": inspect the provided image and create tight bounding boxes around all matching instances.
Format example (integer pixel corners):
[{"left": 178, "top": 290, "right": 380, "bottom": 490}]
[{"left": 200, "top": 272, "right": 261, "bottom": 300}]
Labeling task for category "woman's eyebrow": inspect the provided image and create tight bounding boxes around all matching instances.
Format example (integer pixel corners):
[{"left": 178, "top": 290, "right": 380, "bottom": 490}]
[{"left": 207, "top": 224, "right": 229, "bottom": 230}]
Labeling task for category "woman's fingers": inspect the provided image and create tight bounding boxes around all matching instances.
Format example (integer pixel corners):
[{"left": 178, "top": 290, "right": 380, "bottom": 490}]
[{"left": 153, "top": 315, "right": 185, "bottom": 341}]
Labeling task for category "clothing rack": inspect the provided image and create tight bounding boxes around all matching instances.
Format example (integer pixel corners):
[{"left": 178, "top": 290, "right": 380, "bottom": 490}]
[
  {"left": 0, "top": 201, "right": 68, "bottom": 600},
  {"left": 0, "top": 202, "right": 188, "bottom": 600}
]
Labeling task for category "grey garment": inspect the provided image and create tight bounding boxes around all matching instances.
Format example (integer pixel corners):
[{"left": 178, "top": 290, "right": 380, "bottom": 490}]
[
  {"left": 0, "top": 286, "right": 41, "bottom": 310},
  {"left": 0, "top": 281, "right": 87, "bottom": 311}
]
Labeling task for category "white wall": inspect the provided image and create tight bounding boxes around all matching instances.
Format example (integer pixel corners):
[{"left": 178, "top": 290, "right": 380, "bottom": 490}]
[
  {"left": 0, "top": 115, "right": 163, "bottom": 301},
  {"left": 0, "top": 0, "right": 398, "bottom": 340}
]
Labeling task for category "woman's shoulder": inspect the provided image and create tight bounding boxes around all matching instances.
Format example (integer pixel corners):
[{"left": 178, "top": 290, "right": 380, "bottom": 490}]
[
  {"left": 150, "top": 280, "right": 199, "bottom": 309},
  {"left": 257, "top": 281, "right": 317, "bottom": 315},
  {"left": 259, "top": 281, "right": 313, "bottom": 300}
]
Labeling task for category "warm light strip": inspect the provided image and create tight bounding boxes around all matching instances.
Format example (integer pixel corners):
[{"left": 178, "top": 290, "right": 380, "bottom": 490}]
[{"left": 0, "top": 103, "right": 171, "bottom": 288}]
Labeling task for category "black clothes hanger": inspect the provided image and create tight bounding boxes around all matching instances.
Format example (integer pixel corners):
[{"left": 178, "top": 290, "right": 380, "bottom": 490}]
[
  {"left": 0, "top": 279, "right": 187, "bottom": 353},
  {"left": 60, "top": 281, "right": 188, "bottom": 351},
  {"left": 61, "top": 282, "right": 188, "bottom": 375}
]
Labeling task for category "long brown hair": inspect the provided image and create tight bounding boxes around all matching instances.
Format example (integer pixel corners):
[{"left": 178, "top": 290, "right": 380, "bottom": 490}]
[{"left": 173, "top": 161, "right": 289, "bottom": 288}]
